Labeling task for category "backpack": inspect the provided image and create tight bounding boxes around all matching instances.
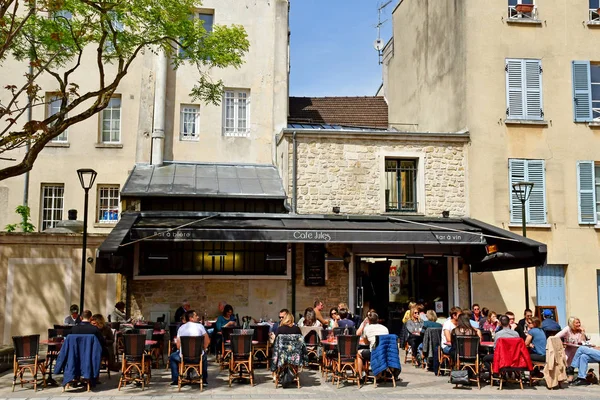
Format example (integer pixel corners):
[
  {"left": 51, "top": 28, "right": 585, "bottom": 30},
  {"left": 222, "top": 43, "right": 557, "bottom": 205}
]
[{"left": 279, "top": 366, "right": 296, "bottom": 388}]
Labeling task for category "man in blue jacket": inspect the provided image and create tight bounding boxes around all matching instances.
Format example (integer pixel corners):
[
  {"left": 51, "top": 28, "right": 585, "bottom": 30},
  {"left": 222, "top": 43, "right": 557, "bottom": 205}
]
[
  {"left": 541, "top": 309, "right": 561, "bottom": 332},
  {"left": 70, "top": 310, "right": 105, "bottom": 348}
]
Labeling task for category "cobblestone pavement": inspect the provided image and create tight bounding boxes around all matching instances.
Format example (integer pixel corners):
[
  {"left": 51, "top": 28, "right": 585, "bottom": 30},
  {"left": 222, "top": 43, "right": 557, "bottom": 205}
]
[{"left": 2, "top": 358, "right": 600, "bottom": 400}]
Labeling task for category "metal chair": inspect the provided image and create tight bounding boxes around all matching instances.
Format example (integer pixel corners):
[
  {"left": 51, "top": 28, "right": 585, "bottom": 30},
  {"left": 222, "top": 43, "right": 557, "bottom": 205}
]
[
  {"left": 454, "top": 335, "right": 481, "bottom": 389},
  {"left": 251, "top": 325, "right": 270, "bottom": 368},
  {"left": 334, "top": 335, "right": 360, "bottom": 389},
  {"left": 229, "top": 334, "right": 254, "bottom": 386},
  {"left": 178, "top": 335, "right": 205, "bottom": 391},
  {"left": 12, "top": 335, "right": 46, "bottom": 392},
  {"left": 118, "top": 334, "right": 150, "bottom": 390}
]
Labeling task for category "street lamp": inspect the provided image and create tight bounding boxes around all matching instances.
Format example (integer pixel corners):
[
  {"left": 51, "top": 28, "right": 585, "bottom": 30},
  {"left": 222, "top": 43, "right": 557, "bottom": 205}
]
[
  {"left": 77, "top": 168, "right": 97, "bottom": 313},
  {"left": 512, "top": 181, "right": 534, "bottom": 310}
]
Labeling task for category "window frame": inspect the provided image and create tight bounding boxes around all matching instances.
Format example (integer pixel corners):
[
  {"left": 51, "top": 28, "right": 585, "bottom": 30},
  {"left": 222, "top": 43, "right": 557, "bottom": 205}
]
[
  {"left": 100, "top": 96, "right": 122, "bottom": 144},
  {"left": 46, "top": 93, "right": 68, "bottom": 143},
  {"left": 179, "top": 104, "right": 200, "bottom": 141},
  {"left": 222, "top": 89, "right": 250, "bottom": 137},
  {"left": 384, "top": 158, "right": 418, "bottom": 212},
  {"left": 591, "top": 0, "right": 600, "bottom": 22},
  {"left": 178, "top": 10, "right": 214, "bottom": 58},
  {"left": 508, "top": 0, "right": 537, "bottom": 20},
  {"left": 505, "top": 58, "right": 544, "bottom": 121},
  {"left": 40, "top": 184, "right": 64, "bottom": 231},
  {"left": 97, "top": 185, "right": 120, "bottom": 224}
]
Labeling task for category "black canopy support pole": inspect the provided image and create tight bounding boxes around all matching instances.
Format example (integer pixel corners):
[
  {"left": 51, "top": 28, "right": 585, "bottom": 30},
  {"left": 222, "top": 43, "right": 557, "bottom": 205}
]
[{"left": 291, "top": 243, "right": 296, "bottom": 317}]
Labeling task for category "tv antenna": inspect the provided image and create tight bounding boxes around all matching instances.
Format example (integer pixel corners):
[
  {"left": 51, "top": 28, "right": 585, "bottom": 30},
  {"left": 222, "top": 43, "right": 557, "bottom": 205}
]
[{"left": 374, "top": 0, "right": 392, "bottom": 65}]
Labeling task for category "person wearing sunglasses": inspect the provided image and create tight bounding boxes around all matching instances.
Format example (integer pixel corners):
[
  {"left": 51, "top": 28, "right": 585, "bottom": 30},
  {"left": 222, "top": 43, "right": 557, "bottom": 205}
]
[
  {"left": 328, "top": 308, "right": 340, "bottom": 329},
  {"left": 405, "top": 306, "right": 425, "bottom": 366},
  {"left": 471, "top": 303, "right": 483, "bottom": 323}
]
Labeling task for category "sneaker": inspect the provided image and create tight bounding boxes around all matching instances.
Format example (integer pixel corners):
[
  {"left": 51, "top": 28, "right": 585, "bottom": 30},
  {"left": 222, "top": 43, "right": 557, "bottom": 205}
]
[
  {"left": 572, "top": 378, "right": 590, "bottom": 386},
  {"left": 170, "top": 381, "right": 178, "bottom": 386},
  {"left": 566, "top": 366, "right": 575, "bottom": 376},
  {"left": 202, "top": 380, "right": 208, "bottom": 386}
]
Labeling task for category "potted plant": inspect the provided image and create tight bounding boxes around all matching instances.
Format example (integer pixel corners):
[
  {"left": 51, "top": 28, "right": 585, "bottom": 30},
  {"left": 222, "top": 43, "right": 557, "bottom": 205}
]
[{"left": 515, "top": 4, "right": 535, "bottom": 13}]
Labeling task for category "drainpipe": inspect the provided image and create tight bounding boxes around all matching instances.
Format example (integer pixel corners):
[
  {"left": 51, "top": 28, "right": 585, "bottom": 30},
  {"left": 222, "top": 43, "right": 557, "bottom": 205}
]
[
  {"left": 292, "top": 131, "right": 297, "bottom": 213},
  {"left": 151, "top": 51, "right": 167, "bottom": 166}
]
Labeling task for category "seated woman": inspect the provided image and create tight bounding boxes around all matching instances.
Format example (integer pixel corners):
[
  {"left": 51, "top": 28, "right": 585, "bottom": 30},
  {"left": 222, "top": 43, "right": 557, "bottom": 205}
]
[
  {"left": 298, "top": 307, "right": 322, "bottom": 328},
  {"left": 525, "top": 316, "right": 546, "bottom": 362},
  {"left": 423, "top": 310, "right": 443, "bottom": 329},
  {"left": 405, "top": 306, "right": 424, "bottom": 365},
  {"left": 276, "top": 313, "right": 301, "bottom": 337},
  {"left": 90, "top": 314, "right": 118, "bottom": 371},
  {"left": 450, "top": 313, "right": 482, "bottom": 358},
  {"left": 216, "top": 304, "right": 237, "bottom": 332},
  {"left": 556, "top": 316, "right": 589, "bottom": 365},
  {"left": 328, "top": 308, "right": 339, "bottom": 329},
  {"left": 481, "top": 311, "right": 499, "bottom": 333}
]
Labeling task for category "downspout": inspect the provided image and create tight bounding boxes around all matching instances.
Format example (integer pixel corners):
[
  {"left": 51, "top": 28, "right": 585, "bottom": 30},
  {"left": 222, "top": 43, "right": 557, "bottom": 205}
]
[
  {"left": 291, "top": 243, "right": 296, "bottom": 318},
  {"left": 292, "top": 131, "right": 297, "bottom": 213},
  {"left": 23, "top": 2, "right": 36, "bottom": 206},
  {"left": 151, "top": 51, "right": 167, "bottom": 166}
]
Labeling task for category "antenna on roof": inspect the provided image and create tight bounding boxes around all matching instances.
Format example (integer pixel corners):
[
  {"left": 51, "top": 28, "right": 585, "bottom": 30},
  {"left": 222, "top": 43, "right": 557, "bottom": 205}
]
[{"left": 374, "top": 0, "right": 392, "bottom": 65}]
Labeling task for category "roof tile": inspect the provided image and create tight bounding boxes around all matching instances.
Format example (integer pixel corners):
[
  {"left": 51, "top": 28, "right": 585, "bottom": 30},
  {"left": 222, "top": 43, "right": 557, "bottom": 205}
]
[{"left": 289, "top": 96, "right": 388, "bottom": 129}]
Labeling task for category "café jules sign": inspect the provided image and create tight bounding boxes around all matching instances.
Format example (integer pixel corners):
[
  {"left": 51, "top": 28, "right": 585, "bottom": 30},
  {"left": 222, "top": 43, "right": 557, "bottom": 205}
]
[{"left": 131, "top": 227, "right": 484, "bottom": 244}]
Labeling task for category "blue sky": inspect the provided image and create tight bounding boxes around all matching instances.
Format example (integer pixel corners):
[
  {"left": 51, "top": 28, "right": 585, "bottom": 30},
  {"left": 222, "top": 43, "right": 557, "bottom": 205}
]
[{"left": 289, "top": 0, "right": 394, "bottom": 98}]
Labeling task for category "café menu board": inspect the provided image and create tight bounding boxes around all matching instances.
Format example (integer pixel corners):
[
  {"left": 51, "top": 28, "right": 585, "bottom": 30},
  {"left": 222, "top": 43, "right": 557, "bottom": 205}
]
[{"left": 304, "top": 243, "right": 326, "bottom": 286}]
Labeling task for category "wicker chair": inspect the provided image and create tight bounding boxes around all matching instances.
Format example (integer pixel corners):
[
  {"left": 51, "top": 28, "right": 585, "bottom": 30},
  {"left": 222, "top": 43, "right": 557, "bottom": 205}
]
[
  {"left": 251, "top": 325, "right": 270, "bottom": 368},
  {"left": 303, "top": 329, "right": 321, "bottom": 370},
  {"left": 178, "top": 335, "right": 205, "bottom": 391},
  {"left": 118, "top": 334, "right": 150, "bottom": 390},
  {"left": 229, "top": 334, "right": 254, "bottom": 386},
  {"left": 334, "top": 335, "right": 361, "bottom": 388},
  {"left": 454, "top": 335, "right": 481, "bottom": 389},
  {"left": 12, "top": 335, "right": 46, "bottom": 392},
  {"left": 220, "top": 326, "right": 235, "bottom": 370},
  {"left": 271, "top": 334, "right": 308, "bottom": 388},
  {"left": 437, "top": 345, "right": 453, "bottom": 376}
]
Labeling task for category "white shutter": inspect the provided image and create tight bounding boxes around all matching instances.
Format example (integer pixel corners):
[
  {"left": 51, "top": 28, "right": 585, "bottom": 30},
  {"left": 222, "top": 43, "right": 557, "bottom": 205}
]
[
  {"left": 509, "top": 159, "right": 526, "bottom": 223},
  {"left": 506, "top": 59, "right": 524, "bottom": 119},
  {"left": 524, "top": 60, "right": 543, "bottom": 120},
  {"left": 572, "top": 61, "right": 593, "bottom": 122},
  {"left": 526, "top": 160, "right": 547, "bottom": 224},
  {"left": 577, "top": 161, "right": 597, "bottom": 224}
]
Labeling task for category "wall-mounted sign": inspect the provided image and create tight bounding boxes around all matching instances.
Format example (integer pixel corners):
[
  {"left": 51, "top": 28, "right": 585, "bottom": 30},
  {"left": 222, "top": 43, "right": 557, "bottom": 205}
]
[{"left": 304, "top": 243, "right": 325, "bottom": 286}]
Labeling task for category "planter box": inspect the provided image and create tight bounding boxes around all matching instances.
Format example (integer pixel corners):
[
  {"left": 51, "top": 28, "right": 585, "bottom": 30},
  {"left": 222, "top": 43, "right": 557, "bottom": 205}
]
[{"left": 515, "top": 4, "right": 535, "bottom": 13}]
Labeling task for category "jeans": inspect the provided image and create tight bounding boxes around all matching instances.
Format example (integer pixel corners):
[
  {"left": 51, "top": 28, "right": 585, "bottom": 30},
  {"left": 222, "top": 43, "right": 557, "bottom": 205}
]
[
  {"left": 169, "top": 351, "right": 208, "bottom": 383},
  {"left": 571, "top": 346, "right": 600, "bottom": 379}
]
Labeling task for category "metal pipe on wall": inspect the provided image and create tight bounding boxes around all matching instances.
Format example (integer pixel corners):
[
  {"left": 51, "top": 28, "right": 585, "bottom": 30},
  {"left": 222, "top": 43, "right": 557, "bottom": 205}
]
[
  {"left": 292, "top": 131, "right": 297, "bottom": 213},
  {"left": 151, "top": 51, "right": 167, "bottom": 166}
]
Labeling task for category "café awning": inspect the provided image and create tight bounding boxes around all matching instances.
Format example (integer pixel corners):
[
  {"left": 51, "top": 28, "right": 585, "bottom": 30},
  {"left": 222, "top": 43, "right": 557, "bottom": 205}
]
[{"left": 95, "top": 211, "right": 546, "bottom": 273}]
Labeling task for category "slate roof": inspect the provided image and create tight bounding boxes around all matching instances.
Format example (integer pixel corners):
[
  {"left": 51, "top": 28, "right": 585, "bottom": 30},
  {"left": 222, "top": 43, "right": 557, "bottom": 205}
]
[
  {"left": 121, "top": 162, "right": 286, "bottom": 199},
  {"left": 288, "top": 96, "right": 388, "bottom": 129}
]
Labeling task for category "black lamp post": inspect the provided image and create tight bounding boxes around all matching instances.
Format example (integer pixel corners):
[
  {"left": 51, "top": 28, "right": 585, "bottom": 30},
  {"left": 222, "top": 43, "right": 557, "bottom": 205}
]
[
  {"left": 512, "top": 181, "right": 534, "bottom": 310},
  {"left": 77, "top": 168, "right": 97, "bottom": 313}
]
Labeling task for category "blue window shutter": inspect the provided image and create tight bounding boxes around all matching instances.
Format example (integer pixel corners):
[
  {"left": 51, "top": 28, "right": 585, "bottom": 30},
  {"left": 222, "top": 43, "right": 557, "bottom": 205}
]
[
  {"left": 506, "top": 59, "right": 524, "bottom": 119},
  {"left": 526, "top": 160, "right": 547, "bottom": 224},
  {"left": 524, "top": 60, "right": 543, "bottom": 120},
  {"left": 509, "top": 159, "right": 526, "bottom": 223},
  {"left": 572, "top": 61, "right": 593, "bottom": 122},
  {"left": 577, "top": 161, "right": 597, "bottom": 224}
]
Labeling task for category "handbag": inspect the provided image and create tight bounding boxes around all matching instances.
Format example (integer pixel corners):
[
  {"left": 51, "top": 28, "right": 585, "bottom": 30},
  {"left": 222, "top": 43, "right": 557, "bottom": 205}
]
[{"left": 450, "top": 369, "right": 470, "bottom": 385}]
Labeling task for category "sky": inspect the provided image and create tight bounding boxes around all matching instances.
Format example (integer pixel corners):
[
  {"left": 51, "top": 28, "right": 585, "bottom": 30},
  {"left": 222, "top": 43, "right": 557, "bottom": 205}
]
[{"left": 289, "top": 0, "right": 394, "bottom": 98}]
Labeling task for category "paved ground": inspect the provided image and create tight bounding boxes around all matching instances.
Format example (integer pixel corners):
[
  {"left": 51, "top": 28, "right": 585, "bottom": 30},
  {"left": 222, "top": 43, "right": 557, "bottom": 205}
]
[{"left": 2, "top": 357, "right": 600, "bottom": 400}]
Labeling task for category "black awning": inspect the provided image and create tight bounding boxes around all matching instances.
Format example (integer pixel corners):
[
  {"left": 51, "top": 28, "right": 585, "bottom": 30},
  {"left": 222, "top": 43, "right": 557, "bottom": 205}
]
[{"left": 95, "top": 211, "right": 546, "bottom": 273}]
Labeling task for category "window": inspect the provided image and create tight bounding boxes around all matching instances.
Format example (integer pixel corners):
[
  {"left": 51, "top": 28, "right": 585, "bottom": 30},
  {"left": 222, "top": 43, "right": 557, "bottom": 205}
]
[
  {"left": 385, "top": 159, "right": 417, "bottom": 212},
  {"left": 576, "top": 161, "right": 600, "bottom": 224},
  {"left": 179, "top": 11, "right": 213, "bottom": 57},
  {"left": 508, "top": 0, "right": 537, "bottom": 20},
  {"left": 223, "top": 90, "right": 250, "bottom": 137},
  {"left": 572, "top": 61, "right": 600, "bottom": 122},
  {"left": 509, "top": 159, "right": 547, "bottom": 224},
  {"left": 97, "top": 185, "right": 120, "bottom": 224},
  {"left": 41, "top": 184, "right": 64, "bottom": 231},
  {"left": 47, "top": 94, "right": 68, "bottom": 142},
  {"left": 591, "top": 0, "right": 600, "bottom": 22},
  {"left": 101, "top": 96, "right": 121, "bottom": 143},
  {"left": 506, "top": 59, "right": 543, "bottom": 120},
  {"left": 180, "top": 105, "right": 200, "bottom": 140},
  {"left": 138, "top": 241, "right": 287, "bottom": 276}
]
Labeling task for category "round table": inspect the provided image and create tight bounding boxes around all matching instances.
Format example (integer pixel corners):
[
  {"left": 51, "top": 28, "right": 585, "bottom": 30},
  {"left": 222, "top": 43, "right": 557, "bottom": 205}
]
[{"left": 40, "top": 339, "right": 63, "bottom": 386}]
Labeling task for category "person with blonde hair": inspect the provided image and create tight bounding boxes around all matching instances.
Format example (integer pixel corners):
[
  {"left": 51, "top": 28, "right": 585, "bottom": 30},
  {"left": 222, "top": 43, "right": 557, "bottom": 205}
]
[
  {"left": 556, "top": 316, "right": 589, "bottom": 365},
  {"left": 402, "top": 301, "right": 417, "bottom": 323},
  {"left": 275, "top": 313, "right": 301, "bottom": 336},
  {"left": 424, "top": 310, "right": 442, "bottom": 329}
]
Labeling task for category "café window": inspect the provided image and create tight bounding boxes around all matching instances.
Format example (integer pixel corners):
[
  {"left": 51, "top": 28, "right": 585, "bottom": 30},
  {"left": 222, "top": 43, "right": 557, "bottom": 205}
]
[
  {"left": 385, "top": 158, "right": 417, "bottom": 212},
  {"left": 138, "top": 241, "right": 287, "bottom": 276}
]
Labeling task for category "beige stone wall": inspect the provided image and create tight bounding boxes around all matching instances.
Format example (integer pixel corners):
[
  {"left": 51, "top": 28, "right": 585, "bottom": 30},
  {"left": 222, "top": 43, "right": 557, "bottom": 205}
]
[
  {"left": 128, "top": 278, "right": 291, "bottom": 323},
  {"left": 284, "top": 135, "right": 467, "bottom": 218},
  {"left": 0, "top": 233, "right": 117, "bottom": 345},
  {"left": 293, "top": 243, "right": 350, "bottom": 318}
]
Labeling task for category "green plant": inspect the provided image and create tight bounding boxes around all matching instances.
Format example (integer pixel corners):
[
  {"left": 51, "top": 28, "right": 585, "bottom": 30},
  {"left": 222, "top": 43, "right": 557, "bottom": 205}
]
[{"left": 5, "top": 205, "right": 35, "bottom": 233}]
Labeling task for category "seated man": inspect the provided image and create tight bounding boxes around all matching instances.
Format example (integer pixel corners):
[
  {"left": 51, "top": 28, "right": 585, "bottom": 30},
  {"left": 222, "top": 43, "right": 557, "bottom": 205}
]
[
  {"left": 483, "top": 314, "right": 520, "bottom": 372},
  {"left": 337, "top": 308, "right": 355, "bottom": 329},
  {"left": 70, "top": 310, "right": 106, "bottom": 347},
  {"left": 169, "top": 310, "right": 210, "bottom": 386},
  {"left": 357, "top": 311, "right": 389, "bottom": 381},
  {"left": 541, "top": 309, "right": 561, "bottom": 332},
  {"left": 64, "top": 304, "right": 81, "bottom": 325},
  {"left": 174, "top": 299, "right": 190, "bottom": 324},
  {"left": 570, "top": 345, "right": 600, "bottom": 386},
  {"left": 109, "top": 301, "right": 130, "bottom": 323}
]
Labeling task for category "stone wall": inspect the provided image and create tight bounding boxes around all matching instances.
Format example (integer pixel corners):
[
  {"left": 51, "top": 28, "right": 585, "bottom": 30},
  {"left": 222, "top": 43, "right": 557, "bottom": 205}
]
[
  {"left": 285, "top": 136, "right": 467, "bottom": 217},
  {"left": 293, "top": 243, "right": 350, "bottom": 318},
  {"left": 128, "top": 278, "right": 292, "bottom": 323}
]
